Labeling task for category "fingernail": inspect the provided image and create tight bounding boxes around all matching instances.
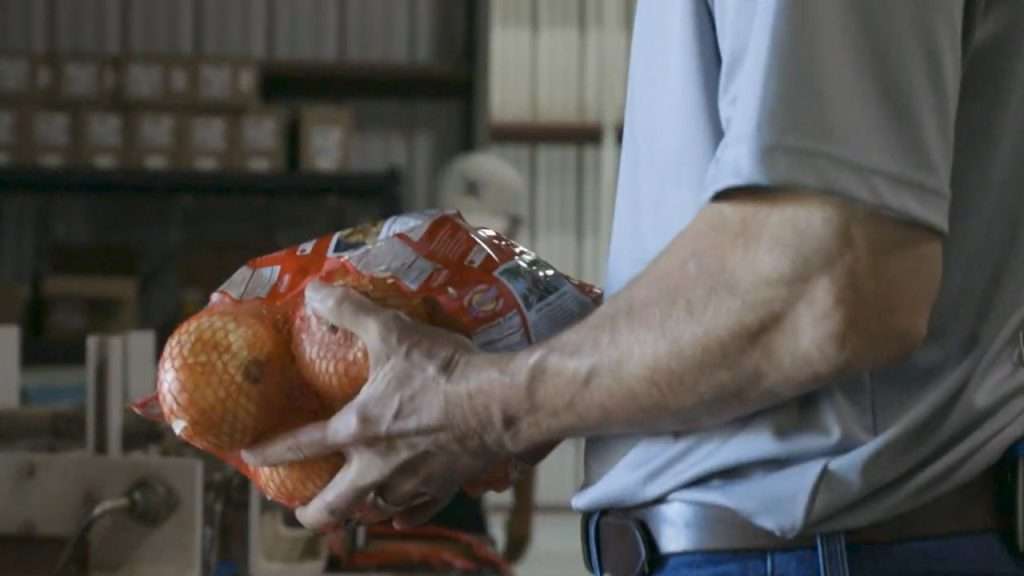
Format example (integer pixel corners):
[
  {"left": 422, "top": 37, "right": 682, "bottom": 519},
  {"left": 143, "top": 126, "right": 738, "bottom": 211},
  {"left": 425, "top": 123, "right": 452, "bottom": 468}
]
[
  {"left": 295, "top": 506, "right": 310, "bottom": 527},
  {"left": 240, "top": 450, "right": 259, "bottom": 466},
  {"left": 296, "top": 506, "right": 324, "bottom": 530},
  {"left": 307, "top": 279, "right": 332, "bottom": 297}
]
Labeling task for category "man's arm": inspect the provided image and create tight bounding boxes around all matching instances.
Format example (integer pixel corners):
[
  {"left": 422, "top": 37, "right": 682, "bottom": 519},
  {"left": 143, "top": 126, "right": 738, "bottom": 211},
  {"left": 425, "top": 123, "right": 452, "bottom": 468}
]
[
  {"left": 457, "top": 189, "right": 943, "bottom": 457},
  {"left": 243, "top": 188, "right": 943, "bottom": 529}
]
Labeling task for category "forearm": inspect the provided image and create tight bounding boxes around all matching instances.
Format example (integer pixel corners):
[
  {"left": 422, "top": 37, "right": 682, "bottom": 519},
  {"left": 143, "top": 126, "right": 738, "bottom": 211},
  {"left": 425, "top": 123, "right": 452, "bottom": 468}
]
[{"left": 456, "top": 190, "right": 941, "bottom": 456}]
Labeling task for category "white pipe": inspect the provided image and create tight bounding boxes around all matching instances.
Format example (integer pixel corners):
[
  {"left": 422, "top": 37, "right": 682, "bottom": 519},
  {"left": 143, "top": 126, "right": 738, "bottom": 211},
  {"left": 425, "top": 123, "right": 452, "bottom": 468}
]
[{"left": 0, "top": 325, "right": 19, "bottom": 408}]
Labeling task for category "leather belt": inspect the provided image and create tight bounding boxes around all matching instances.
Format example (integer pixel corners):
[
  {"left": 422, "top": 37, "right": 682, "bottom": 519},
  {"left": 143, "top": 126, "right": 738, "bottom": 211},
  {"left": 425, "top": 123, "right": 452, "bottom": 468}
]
[{"left": 585, "top": 467, "right": 1007, "bottom": 572}]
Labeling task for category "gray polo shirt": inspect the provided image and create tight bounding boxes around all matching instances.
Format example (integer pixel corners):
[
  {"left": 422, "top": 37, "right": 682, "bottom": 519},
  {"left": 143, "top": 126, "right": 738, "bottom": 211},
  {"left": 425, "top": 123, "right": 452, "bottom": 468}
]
[{"left": 573, "top": 0, "right": 1024, "bottom": 538}]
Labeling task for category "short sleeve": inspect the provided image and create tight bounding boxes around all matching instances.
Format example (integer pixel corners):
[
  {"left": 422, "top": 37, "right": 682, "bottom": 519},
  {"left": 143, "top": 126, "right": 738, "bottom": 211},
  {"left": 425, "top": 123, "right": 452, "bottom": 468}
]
[{"left": 704, "top": 0, "right": 963, "bottom": 233}]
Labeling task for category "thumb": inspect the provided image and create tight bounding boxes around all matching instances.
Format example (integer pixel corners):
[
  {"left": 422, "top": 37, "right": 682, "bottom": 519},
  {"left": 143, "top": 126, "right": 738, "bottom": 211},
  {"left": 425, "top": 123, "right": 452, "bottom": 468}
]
[{"left": 305, "top": 280, "right": 392, "bottom": 344}]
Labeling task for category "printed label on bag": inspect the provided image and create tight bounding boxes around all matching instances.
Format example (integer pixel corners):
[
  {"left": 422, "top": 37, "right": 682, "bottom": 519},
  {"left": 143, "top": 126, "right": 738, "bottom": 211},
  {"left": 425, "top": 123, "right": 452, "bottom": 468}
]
[
  {"left": 465, "top": 244, "right": 489, "bottom": 269},
  {"left": 380, "top": 212, "right": 439, "bottom": 242},
  {"left": 347, "top": 237, "right": 437, "bottom": 291},
  {"left": 241, "top": 266, "right": 281, "bottom": 300},
  {"left": 494, "top": 258, "right": 596, "bottom": 342},
  {"left": 472, "top": 311, "right": 529, "bottom": 351},
  {"left": 218, "top": 266, "right": 254, "bottom": 301}
]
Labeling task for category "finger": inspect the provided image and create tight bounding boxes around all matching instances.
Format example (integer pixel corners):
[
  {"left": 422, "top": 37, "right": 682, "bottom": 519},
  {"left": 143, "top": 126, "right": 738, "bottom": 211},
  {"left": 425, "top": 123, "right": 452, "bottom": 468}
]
[
  {"left": 352, "top": 498, "right": 392, "bottom": 525},
  {"left": 297, "top": 459, "right": 377, "bottom": 530},
  {"left": 391, "top": 492, "right": 453, "bottom": 530},
  {"left": 305, "top": 280, "right": 393, "bottom": 344},
  {"left": 241, "top": 420, "right": 331, "bottom": 466},
  {"left": 323, "top": 403, "right": 364, "bottom": 447}
]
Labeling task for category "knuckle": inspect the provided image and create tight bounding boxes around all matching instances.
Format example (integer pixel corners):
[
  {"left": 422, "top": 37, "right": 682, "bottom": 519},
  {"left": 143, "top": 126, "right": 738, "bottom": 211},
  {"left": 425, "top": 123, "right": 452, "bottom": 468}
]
[
  {"left": 353, "top": 409, "right": 374, "bottom": 432},
  {"left": 328, "top": 295, "right": 347, "bottom": 313},
  {"left": 380, "top": 310, "right": 406, "bottom": 332}
]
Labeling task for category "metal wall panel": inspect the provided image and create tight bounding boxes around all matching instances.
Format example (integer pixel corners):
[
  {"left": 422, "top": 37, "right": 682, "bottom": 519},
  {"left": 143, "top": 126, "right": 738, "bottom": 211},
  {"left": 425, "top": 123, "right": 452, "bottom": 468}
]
[
  {"left": 0, "top": 0, "right": 48, "bottom": 53},
  {"left": 198, "top": 0, "right": 268, "bottom": 59},
  {"left": 125, "top": 0, "right": 195, "bottom": 55},
  {"left": 270, "top": 0, "right": 340, "bottom": 61},
  {"left": 53, "top": 0, "right": 122, "bottom": 55}
]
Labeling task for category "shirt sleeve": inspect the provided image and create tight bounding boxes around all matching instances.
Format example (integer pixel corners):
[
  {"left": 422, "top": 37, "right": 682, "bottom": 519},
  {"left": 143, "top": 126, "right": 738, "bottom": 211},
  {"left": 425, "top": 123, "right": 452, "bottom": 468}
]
[{"left": 704, "top": 0, "right": 963, "bottom": 233}]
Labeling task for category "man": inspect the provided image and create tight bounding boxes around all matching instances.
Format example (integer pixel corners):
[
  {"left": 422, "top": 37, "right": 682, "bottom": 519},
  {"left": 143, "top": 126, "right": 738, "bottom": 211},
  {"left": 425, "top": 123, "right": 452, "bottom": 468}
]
[{"left": 245, "top": 1, "right": 1024, "bottom": 574}]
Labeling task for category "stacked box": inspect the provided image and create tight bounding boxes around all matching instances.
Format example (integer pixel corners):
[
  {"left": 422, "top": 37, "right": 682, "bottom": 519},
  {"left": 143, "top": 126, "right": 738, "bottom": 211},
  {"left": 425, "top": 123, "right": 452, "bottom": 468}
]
[
  {"left": 238, "top": 111, "right": 286, "bottom": 174},
  {"left": 32, "top": 57, "right": 58, "bottom": 101},
  {"left": 79, "top": 110, "right": 125, "bottom": 170},
  {"left": 185, "top": 114, "right": 236, "bottom": 172},
  {"left": 58, "top": 58, "right": 119, "bottom": 103},
  {"left": 196, "top": 60, "right": 260, "bottom": 107},
  {"left": 121, "top": 59, "right": 165, "bottom": 104},
  {"left": 29, "top": 109, "right": 75, "bottom": 169},
  {"left": 299, "top": 107, "right": 354, "bottom": 174},
  {"left": 0, "top": 107, "right": 24, "bottom": 167},
  {"left": 165, "top": 59, "right": 197, "bottom": 106},
  {"left": 40, "top": 274, "right": 139, "bottom": 341},
  {"left": 0, "top": 55, "right": 31, "bottom": 101},
  {"left": 128, "top": 111, "right": 181, "bottom": 171}
]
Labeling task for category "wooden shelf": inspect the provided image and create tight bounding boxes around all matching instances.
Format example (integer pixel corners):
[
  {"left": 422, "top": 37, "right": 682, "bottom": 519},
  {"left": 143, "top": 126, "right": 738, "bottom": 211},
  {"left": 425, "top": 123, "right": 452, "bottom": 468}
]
[
  {"left": 22, "top": 340, "right": 87, "bottom": 366},
  {"left": 488, "top": 122, "right": 624, "bottom": 144},
  {"left": 0, "top": 168, "right": 401, "bottom": 207},
  {"left": 489, "top": 121, "right": 601, "bottom": 144},
  {"left": 261, "top": 62, "right": 471, "bottom": 101}
]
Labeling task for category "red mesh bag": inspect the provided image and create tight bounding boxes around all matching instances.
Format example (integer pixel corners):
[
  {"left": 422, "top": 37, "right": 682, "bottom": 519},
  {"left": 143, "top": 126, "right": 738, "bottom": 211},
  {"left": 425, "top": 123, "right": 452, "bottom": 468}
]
[{"left": 134, "top": 211, "right": 601, "bottom": 508}]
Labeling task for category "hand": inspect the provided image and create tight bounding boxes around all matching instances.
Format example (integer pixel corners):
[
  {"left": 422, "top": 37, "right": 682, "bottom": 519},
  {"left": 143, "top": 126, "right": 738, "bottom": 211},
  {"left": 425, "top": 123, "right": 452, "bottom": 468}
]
[{"left": 242, "top": 280, "right": 505, "bottom": 530}]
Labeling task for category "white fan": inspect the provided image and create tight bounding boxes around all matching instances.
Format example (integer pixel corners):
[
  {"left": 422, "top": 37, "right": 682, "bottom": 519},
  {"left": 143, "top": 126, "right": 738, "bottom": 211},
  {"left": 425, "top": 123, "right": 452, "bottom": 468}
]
[{"left": 437, "top": 151, "right": 529, "bottom": 242}]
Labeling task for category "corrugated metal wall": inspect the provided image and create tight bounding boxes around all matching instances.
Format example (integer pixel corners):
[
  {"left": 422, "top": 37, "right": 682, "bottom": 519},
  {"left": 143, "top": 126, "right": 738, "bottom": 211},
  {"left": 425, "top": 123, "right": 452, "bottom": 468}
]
[
  {"left": 0, "top": 0, "right": 48, "bottom": 54},
  {"left": 0, "top": 0, "right": 466, "bottom": 62},
  {"left": 201, "top": 0, "right": 268, "bottom": 58},
  {"left": 487, "top": 0, "right": 634, "bottom": 284}
]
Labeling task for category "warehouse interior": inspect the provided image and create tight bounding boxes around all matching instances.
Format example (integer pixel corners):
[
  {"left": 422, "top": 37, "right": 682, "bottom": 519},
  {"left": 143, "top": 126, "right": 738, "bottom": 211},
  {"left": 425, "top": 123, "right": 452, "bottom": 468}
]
[{"left": 0, "top": 1, "right": 635, "bottom": 574}]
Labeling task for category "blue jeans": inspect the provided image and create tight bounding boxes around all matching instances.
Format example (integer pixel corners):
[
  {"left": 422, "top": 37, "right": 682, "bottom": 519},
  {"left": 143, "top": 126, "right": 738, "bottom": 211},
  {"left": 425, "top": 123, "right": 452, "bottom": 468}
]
[{"left": 650, "top": 532, "right": 1024, "bottom": 576}]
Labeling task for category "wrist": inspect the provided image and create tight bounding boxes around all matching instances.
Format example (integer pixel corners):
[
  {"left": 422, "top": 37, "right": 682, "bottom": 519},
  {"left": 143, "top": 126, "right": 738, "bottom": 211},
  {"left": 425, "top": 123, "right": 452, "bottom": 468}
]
[{"left": 446, "top": 348, "right": 543, "bottom": 459}]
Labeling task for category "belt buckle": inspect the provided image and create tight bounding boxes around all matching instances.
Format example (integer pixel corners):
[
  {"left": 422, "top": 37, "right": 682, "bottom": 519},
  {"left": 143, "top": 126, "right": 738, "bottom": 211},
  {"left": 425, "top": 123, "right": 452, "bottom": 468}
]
[
  {"left": 582, "top": 511, "right": 656, "bottom": 576},
  {"left": 999, "top": 440, "right": 1024, "bottom": 556},
  {"left": 1013, "top": 442, "right": 1024, "bottom": 554},
  {"left": 581, "top": 513, "right": 597, "bottom": 574}
]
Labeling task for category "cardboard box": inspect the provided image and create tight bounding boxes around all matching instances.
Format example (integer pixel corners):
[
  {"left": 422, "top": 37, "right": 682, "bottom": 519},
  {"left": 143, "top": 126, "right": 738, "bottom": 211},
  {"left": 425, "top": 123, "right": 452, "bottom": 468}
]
[
  {"left": 79, "top": 110, "right": 125, "bottom": 170},
  {"left": 128, "top": 111, "right": 180, "bottom": 171},
  {"left": 29, "top": 108, "right": 75, "bottom": 169},
  {"left": 165, "top": 59, "right": 197, "bottom": 106},
  {"left": 184, "top": 113, "right": 236, "bottom": 172},
  {"left": 0, "top": 55, "right": 31, "bottom": 101},
  {"left": 0, "top": 282, "right": 28, "bottom": 325},
  {"left": 58, "top": 58, "right": 118, "bottom": 103},
  {"left": 238, "top": 110, "right": 286, "bottom": 174},
  {"left": 236, "top": 62, "right": 260, "bottom": 103},
  {"left": 0, "top": 56, "right": 57, "bottom": 101},
  {"left": 120, "top": 58, "right": 197, "bottom": 105},
  {"left": 120, "top": 59, "right": 166, "bottom": 104},
  {"left": 32, "top": 57, "right": 58, "bottom": 101},
  {"left": 0, "top": 107, "right": 25, "bottom": 167},
  {"left": 196, "top": 60, "right": 260, "bottom": 107},
  {"left": 299, "top": 106, "right": 354, "bottom": 174},
  {"left": 40, "top": 275, "right": 138, "bottom": 341}
]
